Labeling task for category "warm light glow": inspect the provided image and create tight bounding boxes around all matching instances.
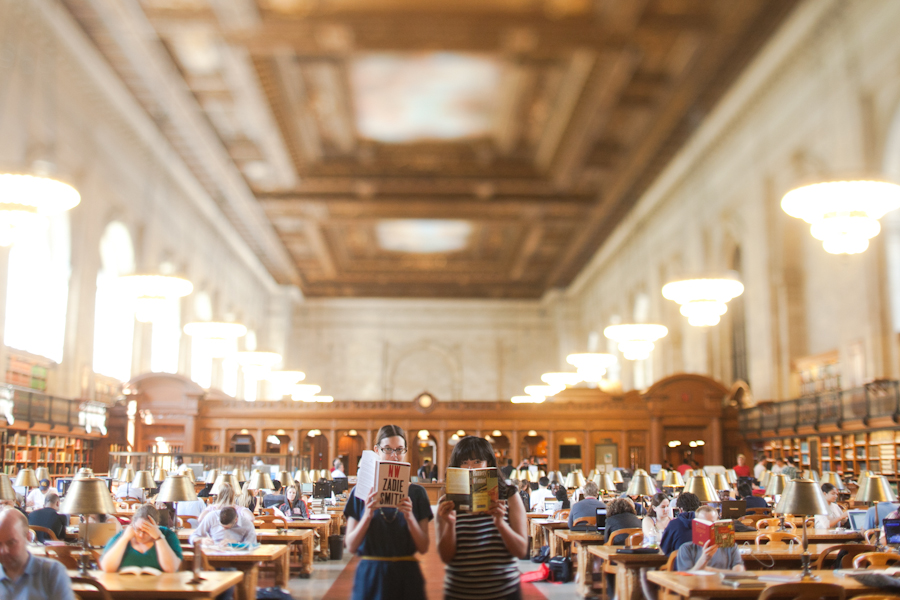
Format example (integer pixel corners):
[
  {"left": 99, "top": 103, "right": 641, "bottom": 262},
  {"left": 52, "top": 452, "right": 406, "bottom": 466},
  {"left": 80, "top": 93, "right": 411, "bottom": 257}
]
[
  {"left": 235, "top": 351, "right": 282, "bottom": 378},
  {"left": 0, "top": 173, "right": 80, "bottom": 246},
  {"left": 565, "top": 353, "right": 617, "bottom": 383},
  {"left": 781, "top": 180, "right": 900, "bottom": 254},
  {"left": 540, "top": 372, "right": 582, "bottom": 387},
  {"left": 492, "top": 430, "right": 502, "bottom": 437},
  {"left": 266, "top": 370, "right": 306, "bottom": 397},
  {"left": 668, "top": 440, "right": 682, "bottom": 447},
  {"left": 524, "top": 384, "right": 563, "bottom": 397},
  {"left": 418, "top": 430, "right": 430, "bottom": 440},
  {"left": 689, "top": 441, "right": 697, "bottom": 447},
  {"left": 312, "top": 396, "right": 334, "bottom": 403},
  {"left": 183, "top": 322, "right": 247, "bottom": 358},
  {"left": 348, "top": 429, "right": 358, "bottom": 436},
  {"left": 695, "top": 440, "right": 705, "bottom": 446},
  {"left": 603, "top": 324, "right": 668, "bottom": 360},
  {"left": 456, "top": 430, "right": 466, "bottom": 436},
  {"left": 511, "top": 395, "right": 545, "bottom": 404},
  {"left": 527, "top": 430, "right": 537, "bottom": 436},
  {"left": 291, "top": 384, "right": 322, "bottom": 400},
  {"left": 117, "top": 275, "right": 193, "bottom": 323},
  {"left": 662, "top": 276, "right": 744, "bottom": 327}
]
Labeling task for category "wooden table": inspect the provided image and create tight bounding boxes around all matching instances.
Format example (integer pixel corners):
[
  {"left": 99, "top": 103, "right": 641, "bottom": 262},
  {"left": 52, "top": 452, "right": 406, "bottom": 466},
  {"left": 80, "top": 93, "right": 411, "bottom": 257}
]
[
  {"left": 187, "top": 545, "right": 289, "bottom": 600},
  {"left": 553, "top": 529, "right": 604, "bottom": 558},
  {"left": 178, "top": 529, "right": 314, "bottom": 578},
  {"left": 647, "top": 569, "right": 880, "bottom": 598},
  {"left": 735, "top": 528, "right": 863, "bottom": 544},
  {"left": 68, "top": 570, "right": 243, "bottom": 599},
  {"left": 525, "top": 513, "right": 551, "bottom": 556},
  {"left": 531, "top": 519, "right": 567, "bottom": 556}
]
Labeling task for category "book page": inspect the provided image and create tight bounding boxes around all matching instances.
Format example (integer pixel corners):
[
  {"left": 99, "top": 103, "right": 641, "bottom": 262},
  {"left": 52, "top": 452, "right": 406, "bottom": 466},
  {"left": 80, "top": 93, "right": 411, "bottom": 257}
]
[
  {"left": 470, "top": 468, "right": 498, "bottom": 513},
  {"left": 376, "top": 461, "right": 410, "bottom": 507},
  {"left": 353, "top": 450, "right": 378, "bottom": 500},
  {"left": 445, "top": 467, "right": 472, "bottom": 512}
]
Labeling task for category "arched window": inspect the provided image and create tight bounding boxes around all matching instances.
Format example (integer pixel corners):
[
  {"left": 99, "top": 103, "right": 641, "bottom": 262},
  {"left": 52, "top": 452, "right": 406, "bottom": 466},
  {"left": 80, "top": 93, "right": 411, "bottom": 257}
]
[
  {"left": 4, "top": 214, "right": 71, "bottom": 362},
  {"left": 92, "top": 222, "right": 135, "bottom": 381}
]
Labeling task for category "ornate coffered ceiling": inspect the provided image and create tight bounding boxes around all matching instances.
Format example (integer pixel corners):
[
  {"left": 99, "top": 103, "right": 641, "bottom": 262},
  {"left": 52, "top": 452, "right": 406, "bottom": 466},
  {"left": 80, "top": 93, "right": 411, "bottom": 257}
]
[{"left": 63, "top": 0, "right": 798, "bottom": 298}]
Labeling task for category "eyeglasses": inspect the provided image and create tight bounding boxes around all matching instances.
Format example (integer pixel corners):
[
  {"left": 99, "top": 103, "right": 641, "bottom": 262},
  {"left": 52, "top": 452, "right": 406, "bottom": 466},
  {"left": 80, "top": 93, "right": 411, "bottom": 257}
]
[{"left": 378, "top": 447, "right": 407, "bottom": 457}]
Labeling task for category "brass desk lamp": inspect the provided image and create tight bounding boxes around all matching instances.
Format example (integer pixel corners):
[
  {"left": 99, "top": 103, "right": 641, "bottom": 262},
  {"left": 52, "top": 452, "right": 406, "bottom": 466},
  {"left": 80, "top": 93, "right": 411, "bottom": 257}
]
[{"left": 774, "top": 479, "right": 829, "bottom": 579}]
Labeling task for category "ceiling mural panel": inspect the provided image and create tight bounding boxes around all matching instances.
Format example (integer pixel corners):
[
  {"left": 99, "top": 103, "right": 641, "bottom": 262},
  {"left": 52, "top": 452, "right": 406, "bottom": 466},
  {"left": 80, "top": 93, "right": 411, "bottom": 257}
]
[{"left": 66, "top": 0, "right": 799, "bottom": 297}]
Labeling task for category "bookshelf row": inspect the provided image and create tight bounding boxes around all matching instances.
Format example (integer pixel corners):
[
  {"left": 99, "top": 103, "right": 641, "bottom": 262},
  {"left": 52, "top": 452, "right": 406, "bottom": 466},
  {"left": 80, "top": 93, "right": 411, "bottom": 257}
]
[
  {"left": 762, "top": 430, "right": 900, "bottom": 477},
  {"left": 0, "top": 429, "right": 94, "bottom": 476}
]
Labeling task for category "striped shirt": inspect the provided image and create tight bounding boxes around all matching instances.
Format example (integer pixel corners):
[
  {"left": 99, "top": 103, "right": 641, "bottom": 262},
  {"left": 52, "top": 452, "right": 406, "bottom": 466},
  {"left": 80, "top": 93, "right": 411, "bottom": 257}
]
[{"left": 444, "top": 512, "right": 519, "bottom": 600}]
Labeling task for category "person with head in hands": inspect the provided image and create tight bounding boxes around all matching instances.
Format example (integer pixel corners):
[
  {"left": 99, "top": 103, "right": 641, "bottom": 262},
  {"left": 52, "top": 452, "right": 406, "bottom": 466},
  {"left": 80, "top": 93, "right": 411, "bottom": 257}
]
[
  {"left": 436, "top": 436, "right": 528, "bottom": 600},
  {"left": 100, "top": 504, "right": 182, "bottom": 573},
  {"left": 24, "top": 479, "right": 51, "bottom": 511},
  {"left": 659, "top": 492, "right": 702, "bottom": 556},
  {"left": 674, "top": 505, "right": 745, "bottom": 572},
  {"left": 26, "top": 491, "right": 67, "bottom": 542},
  {"left": 344, "top": 425, "right": 432, "bottom": 600},
  {"left": 568, "top": 480, "right": 606, "bottom": 531},
  {"left": 0, "top": 508, "right": 75, "bottom": 599}
]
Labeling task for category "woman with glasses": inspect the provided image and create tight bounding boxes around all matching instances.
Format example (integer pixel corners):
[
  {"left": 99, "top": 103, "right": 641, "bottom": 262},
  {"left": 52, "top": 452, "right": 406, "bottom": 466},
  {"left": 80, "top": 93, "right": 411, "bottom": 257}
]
[
  {"left": 436, "top": 436, "right": 528, "bottom": 600},
  {"left": 344, "top": 424, "right": 432, "bottom": 600}
]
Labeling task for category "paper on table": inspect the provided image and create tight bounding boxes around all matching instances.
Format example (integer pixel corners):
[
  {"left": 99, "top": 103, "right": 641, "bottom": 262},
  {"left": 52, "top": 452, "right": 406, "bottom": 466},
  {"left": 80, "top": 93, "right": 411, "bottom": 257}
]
[{"left": 353, "top": 450, "right": 378, "bottom": 500}]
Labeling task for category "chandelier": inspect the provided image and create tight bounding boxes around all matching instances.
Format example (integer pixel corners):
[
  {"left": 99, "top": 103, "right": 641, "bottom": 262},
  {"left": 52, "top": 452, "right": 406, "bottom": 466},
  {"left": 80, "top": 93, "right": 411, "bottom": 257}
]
[
  {"left": 117, "top": 274, "right": 193, "bottom": 323},
  {"left": 603, "top": 324, "right": 668, "bottom": 360},
  {"left": 266, "top": 370, "right": 306, "bottom": 398},
  {"left": 662, "top": 276, "right": 743, "bottom": 327},
  {"left": 565, "top": 353, "right": 617, "bottom": 383},
  {"left": 540, "top": 372, "right": 581, "bottom": 387},
  {"left": 183, "top": 322, "right": 247, "bottom": 357},
  {"left": 291, "top": 384, "right": 322, "bottom": 401},
  {"left": 235, "top": 351, "right": 282, "bottom": 378},
  {"left": 781, "top": 179, "right": 900, "bottom": 254},
  {"left": 0, "top": 172, "right": 81, "bottom": 246}
]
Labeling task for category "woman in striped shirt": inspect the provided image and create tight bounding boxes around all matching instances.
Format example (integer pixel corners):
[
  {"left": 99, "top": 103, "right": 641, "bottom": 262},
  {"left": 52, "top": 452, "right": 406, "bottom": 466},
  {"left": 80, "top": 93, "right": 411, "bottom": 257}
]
[{"left": 436, "top": 436, "right": 528, "bottom": 600}]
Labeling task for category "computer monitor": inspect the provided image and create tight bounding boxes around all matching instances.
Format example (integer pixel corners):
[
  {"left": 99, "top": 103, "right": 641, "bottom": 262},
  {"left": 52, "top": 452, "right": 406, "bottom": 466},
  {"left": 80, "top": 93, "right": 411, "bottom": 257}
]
[
  {"left": 595, "top": 507, "right": 607, "bottom": 533},
  {"left": 883, "top": 517, "right": 900, "bottom": 545},
  {"left": 313, "top": 481, "right": 333, "bottom": 500},
  {"left": 721, "top": 500, "right": 747, "bottom": 520},
  {"left": 56, "top": 478, "right": 73, "bottom": 496},
  {"left": 847, "top": 510, "right": 867, "bottom": 531},
  {"left": 332, "top": 477, "right": 348, "bottom": 494}
]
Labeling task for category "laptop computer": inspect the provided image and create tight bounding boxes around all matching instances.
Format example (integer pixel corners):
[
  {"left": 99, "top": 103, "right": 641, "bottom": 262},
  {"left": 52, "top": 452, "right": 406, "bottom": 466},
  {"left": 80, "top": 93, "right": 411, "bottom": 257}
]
[
  {"left": 595, "top": 507, "right": 607, "bottom": 534},
  {"left": 883, "top": 518, "right": 900, "bottom": 545},
  {"left": 543, "top": 500, "right": 562, "bottom": 513},
  {"left": 847, "top": 510, "right": 868, "bottom": 531},
  {"left": 721, "top": 500, "right": 747, "bottom": 520}
]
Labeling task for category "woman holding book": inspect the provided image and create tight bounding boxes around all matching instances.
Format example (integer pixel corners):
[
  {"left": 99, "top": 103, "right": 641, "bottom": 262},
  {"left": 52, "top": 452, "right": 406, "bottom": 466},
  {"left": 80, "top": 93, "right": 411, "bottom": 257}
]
[
  {"left": 278, "top": 482, "right": 308, "bottom": 519},
  {"left": 99, "top": 504, "right": 182, "bottom": 573},
  {"left": 436, "top": 436, "right": 528, "bottom": 600},
  {"left": 344, "top": 424, "right": 433, "bottom": 600}
]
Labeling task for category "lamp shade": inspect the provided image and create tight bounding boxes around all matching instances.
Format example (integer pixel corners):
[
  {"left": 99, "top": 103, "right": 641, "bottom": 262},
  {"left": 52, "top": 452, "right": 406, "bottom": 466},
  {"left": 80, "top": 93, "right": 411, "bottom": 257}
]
[
  {"left": 712, "top": 473, "right": 731, "bottom": 491},
  {"left": 856, "top": 475, "right": 896, "bottom": 503},
  {"left": 247, "top": 470, "right": 274, "bottom": 491},
  {"left": 683, "top": 475, "right": 719, "bottom": 502},
  {"left": 765, "top": 474, "right": 789, "bottom": 496},
  {"left": 14, "top": 469, "right": 39, "bottom": 488},
  {"left": 509, "top": 469, "right": 519, "bottom": 480},
  {"left": 612, "top": 470, "right": 624, "bottom": 484},
  {"left": 802, "top": 470, "right": 820, "bottom": 482},
  {"left": 626, "top": 472, "right": 657, "bottom": 496},
  {"left": 663, "top": 471, "right": 685, "bottom": 488},
  {"left": 152, "top": 468, "right": 167, "bottom": 482},
  {"left": 183, "top": 468, "right": 195, "bottom": 482},
  {"left": 277, "top": 471, "right": 294, "bottom": 487},
  {"left": 597, "top": 473, "right": 617, "bottom": 493},
  {"left": 774, "top": 479, "right": 829, "bottom": 516},
  {"left": 59, "top": 477, "right": 116, "bottom": 515},
  {"left": 204, "top": 469, "right": 219, "bottom": 484},
  {"left": 656, "top": 469, "right": 668, "bottom": 482},
  {"left": 821, "top": 471, "right": 845, "bottom": 490},
  {"left": 725, "top": 470, "right": 738, "bottom": 485},
  {"left": 156, "top": 475, "right": 198, "bottom": 503},
  {"left": 564, "top": 473, "right": 578, "bottom": 489},
  {"left": 118, "top": 467, "right": 135, "bottom": 483},
  {"left": 0, "top": 474, "right": 16, "bottom": 502},
  {"left": 684, "top": 469, "right": 694, "bottom": 479},
  {"left": 232, "top": 468, "right": 247, "bottom": 482},
  {"left": 323, "top": 469, "right": 333, "bottom": 481},
  {"left": 35, "top": 467, "right": 50, "bottom": 482},
  {"left": 856, "top": 471, "right": 871, "bottom": 498},
  {"left": 210, "top": 474, "right": 233, "bottom": 496},
  {"left": 76, "top": 468, "right": 94, "bottom": 478},
  {"left": 759, "top": 471, "right": 772, "bottom": 488},
  {"left": 296, "top": 470, "right": 312, "bottom": 485},
  {"left": 132, "top": 471, "right": 155, "bottom": 489}
]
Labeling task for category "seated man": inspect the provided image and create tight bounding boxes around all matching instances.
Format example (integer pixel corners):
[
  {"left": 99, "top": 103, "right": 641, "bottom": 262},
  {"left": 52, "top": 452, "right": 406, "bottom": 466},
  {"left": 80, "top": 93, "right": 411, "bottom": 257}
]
[
  {"left": 737, "top": 482, "right": 769, "bottom": 512},
  {"left": 529, "top": 477, "right": 555, "bottom": 511},
  {"left": 568, "top": 481, "right": 606, "bottom": 530},
  {"left": 189, "top": 507, "right": 257, "bottom": 546},
  {"left": 114, "top": 480, "right": 145, "bottom": 502},
  {"left": 674, "top": 505, "right": 745, "bottom": 572},
  {"left": 24, "top": 479, "right": 51, "bottom": 511},
  {"left": 0, "top": 508, "right": 75, "bottom": 599},
  {"left": 27, "top": 492, "right": 67, "bottom": 542},
  {"left": 262, "top": 481, "right": 285, "bottom": 508}
]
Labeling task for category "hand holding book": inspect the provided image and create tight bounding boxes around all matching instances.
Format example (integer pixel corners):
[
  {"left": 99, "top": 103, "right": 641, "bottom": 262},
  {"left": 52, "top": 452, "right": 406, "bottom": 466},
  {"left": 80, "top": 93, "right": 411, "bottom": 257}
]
[{"left": 693, "top": 540, "right": 719, "bottom": 572}]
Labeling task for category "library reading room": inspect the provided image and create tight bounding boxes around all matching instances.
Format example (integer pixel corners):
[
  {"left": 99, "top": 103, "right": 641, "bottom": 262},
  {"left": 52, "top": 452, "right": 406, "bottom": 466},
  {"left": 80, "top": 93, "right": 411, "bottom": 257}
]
[{"left": 3, "top": 0, "right": 900, "bottom": 599}]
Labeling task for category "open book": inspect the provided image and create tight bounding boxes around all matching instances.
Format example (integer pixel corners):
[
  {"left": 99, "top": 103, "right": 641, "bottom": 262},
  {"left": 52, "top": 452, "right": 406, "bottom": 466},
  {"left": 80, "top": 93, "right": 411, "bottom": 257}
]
[
  {"left": 119, "top": 566, "right": 162, "bottom": 576},
  {"left": 691, "top": 518, "right": 735, "bottom": 548},
  {"left": 353, "top": 450, "right": 410, "bottom": 507},
  {"left": 445, "top": 467, "right": 498, "bottom": 513}
]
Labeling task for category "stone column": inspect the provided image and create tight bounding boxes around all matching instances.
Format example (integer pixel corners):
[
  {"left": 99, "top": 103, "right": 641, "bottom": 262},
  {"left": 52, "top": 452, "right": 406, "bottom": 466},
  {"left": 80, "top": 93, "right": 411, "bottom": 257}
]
[
  {"left": 547, "top": 430, "right": 555, "bottom": 471},
  {"left": 437, "top": 431, "right": 446, "bottom": 476},
  {"left": 649, "top": 417, "right": 662, "bottom": 466},
  {"left": 329, "top": 428, "right": 337, "bottom": 464},
  {"left": 709, "top": 416, "right": 723, "bottom": 465},
  {"left": 583, "top": 430, "right": 591, "bottom": 473},
  {"left": 256, "top": 428, "right": 263, "bottom": 456},
  {"left": 511, "top": 430, "right": 519, "bottom": 465}
]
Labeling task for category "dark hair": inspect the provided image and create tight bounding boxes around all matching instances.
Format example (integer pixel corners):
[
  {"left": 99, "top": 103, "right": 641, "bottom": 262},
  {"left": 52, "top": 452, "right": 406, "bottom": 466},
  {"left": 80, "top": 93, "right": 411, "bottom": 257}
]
[
  {"left": 375, "top": 425, "right": 407, "bottom": 447},
  {"left": 219, "top": 506, "right": 237, "bottom": 526},
  {"left": 272, "top": 480, "right": 282, "bottom": 493},
  {"left": 821, "top": 483, "right": 835, "bottom": 494},
  {"left": 607, "top": 498, "right": 635, "bottom": 517},
  {"left": 448, "top": 436, "right": 511, "bottom": 498},
  {"left": 650, "top": 493, "right": 668, "bottom": 508},
  {"left": 675, "top": 492, "right": 701, "bottom": 513},
  {"left": 507, "top": 459, "right": 513, "bottom": 466},
  {"left": 538, "top": 477, "right": 550, "bottom": 487},
  {"left": 737, "top": 482, "right": 752, "bottom": 498}
]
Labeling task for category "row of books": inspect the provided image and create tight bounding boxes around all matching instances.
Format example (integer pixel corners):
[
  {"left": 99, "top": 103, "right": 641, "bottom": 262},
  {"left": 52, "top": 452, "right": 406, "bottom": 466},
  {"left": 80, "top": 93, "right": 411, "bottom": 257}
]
[{"left": 4, "top": 432, "right": 91, "bottom": 449}]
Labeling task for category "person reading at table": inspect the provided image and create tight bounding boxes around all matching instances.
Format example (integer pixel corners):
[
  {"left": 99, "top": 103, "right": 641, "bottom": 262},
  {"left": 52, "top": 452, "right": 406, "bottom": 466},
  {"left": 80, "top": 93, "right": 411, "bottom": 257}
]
[
  {"left": 814, "top": 483, "right": 848, "bottom": 529},
  {"left": 190, "top": 506, "right": 256, "bottom": 546},
  {"left": 604, "top": 498, "right": 642, "bottom": 544},
  {"left": 659, "top": 492, "right": 702, "bottom": 555},
  {"left": 674, "top": 506, "right": 745, "bottom": 572},
  {"left": 99, "top": 504, "right": 182, "bottom": 573},
  {"left": 26, "top": 491, "right": 66, "bottom": 542},
  {"left": 0, "top": 508, "right": 75, "bottom": 600},
  {"left": 528, "top": 477, "right": 554, "bottom": 511},
  {"left": 345, "top": 424, "right": 432, "bottom": 600},
  {"left": 642, "top": 493, "right": 671, "bottom": 545},
  {"left": 278, "top": 482, "right": 308, "bottom": 519},
  {"left": 236, "top": 483, "right": 257, "bottom": 514},
  {"left": 568, "top": 481, "right": 606, "bottom": 530},
  {"left": 738, "top": 482, "right": 768, "bottom": 512}
]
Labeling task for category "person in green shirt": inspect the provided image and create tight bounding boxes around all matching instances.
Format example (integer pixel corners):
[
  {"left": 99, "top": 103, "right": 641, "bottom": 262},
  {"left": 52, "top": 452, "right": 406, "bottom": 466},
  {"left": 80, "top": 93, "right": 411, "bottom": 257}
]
[{"left": 99, "top": 504, "right": 182, "bottom": 572}]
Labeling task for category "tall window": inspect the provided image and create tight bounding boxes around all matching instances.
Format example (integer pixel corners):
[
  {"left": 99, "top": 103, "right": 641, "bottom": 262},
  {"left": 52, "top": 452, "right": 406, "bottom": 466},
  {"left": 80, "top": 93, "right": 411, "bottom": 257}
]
[
  {"left": 730, "top": 247, "right": 749, "bottom": 383},
  {"left": 4, "top": 214, "right": 71, "bottom": 362},
  {"left": 150, "top": 297, "right": 180, "bottom": 374},
  {"left": 92, "top": 222, "right": 135, "bottom": 381}
]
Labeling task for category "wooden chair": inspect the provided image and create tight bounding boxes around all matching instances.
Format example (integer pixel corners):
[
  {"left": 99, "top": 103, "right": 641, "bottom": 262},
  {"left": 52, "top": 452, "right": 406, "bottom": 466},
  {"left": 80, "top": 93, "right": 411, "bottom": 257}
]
[
  {"left": 179, "top": 514, "right": 200, "bottom": 528},
  {"left": 659, "top": 551, "right": 678, "bottom": 571},
  {"left": 117, "top": 499, "right": 141, "bottom": 509},
  {"left": 864, "top": 528, "right": 882, "bottom": 545},
  {"left": 604, "top": 527, "right": 642, "bottom": 546},
  {"left": 755, "top": 532, "right": 801, "bottom": 545},
  {"left": 259, "top": 507, "right": 276, "bottom": 516},
  {"left": 572, "top": 516, "right": 595, "bottom": 528},
  {"left": 28, "top": 525, "right": 58, "bottom": 542},
  {"left": 758, "top": 582, "right": 845, "bottom": 600},
  {"left": 553, "top": 509, "right": 570, "bottom": 521},
  {"left": 255, "top": 516, "right": 288, "bottom": 528},
  {"left": 757, "top": 518, "right": 796, "bottom": 531},
  {"left": 739, "top": 517, "right": 756, "bottom": 527},
  {"left": 813, "top": 544, "right": 876, "bottom": 570},
  {"left": 71, "top": 576, "right": 114, "bottom": 600},
  {"left": 852, "top": 551, "right": 900, "bottom": 569},
  {"left": 624, "top": 531, "right": 644, "bottom": 547},
  {"left": 747, "top": 507, "right": 773, "bottom": 515}
]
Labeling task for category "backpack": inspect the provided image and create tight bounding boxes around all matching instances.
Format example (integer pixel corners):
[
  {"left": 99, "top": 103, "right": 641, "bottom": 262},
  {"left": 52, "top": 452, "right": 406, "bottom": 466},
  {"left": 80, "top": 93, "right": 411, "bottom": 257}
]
[
  {"left": 530, "top": 545, "right": 550, "bottom": 563},
  {"left": 547, "top": 556, "right": 572, "bottom": 583},
  {"left": 256, "top": 588, "right": 293, "bottom": 600}
]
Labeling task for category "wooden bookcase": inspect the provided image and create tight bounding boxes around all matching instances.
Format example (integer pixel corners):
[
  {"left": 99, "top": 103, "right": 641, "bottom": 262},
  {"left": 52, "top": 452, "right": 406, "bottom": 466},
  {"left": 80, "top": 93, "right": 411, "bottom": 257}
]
[
  {"left": 1, "top": 430, "right": 94, "bottom": 476},
  {"left": 762, "top": 430, "right": 900, "bottom": 482},
  {"left": 5, "top": 355, "right": 49, "bottom": 392}
]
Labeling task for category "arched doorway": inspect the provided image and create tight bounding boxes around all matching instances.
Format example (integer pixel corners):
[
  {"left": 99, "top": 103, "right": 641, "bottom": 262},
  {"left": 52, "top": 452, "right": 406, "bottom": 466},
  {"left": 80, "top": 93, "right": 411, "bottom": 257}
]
[
  {"left": 303, "top": 432, "right": 329, "bottom": 470},
  {"left": 229, "top": 432, "right": 256, "bottom": 453},
  {"left": 413, "top": 430, "right": 437, "bottom": 479},
  {"left": 265, "top": 433, "right": 291, "bottom": 454},
  {"left": 337, "top": 431, "right": 365, "bottom": 475},
  {"left": 487, "top": 432, "right": 511, "bottom": 469},
  {"left": 521, "top": 431, "right": 548, "bottom": 471}
]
